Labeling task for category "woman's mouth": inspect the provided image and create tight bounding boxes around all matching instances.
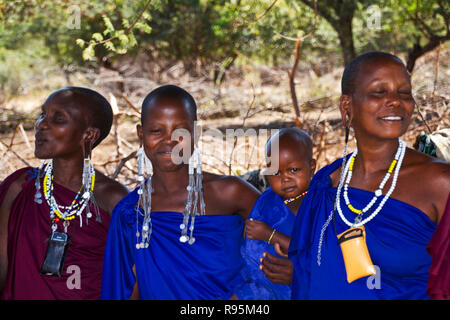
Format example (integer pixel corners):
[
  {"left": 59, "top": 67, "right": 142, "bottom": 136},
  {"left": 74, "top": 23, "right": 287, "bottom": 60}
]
[
  {"left": 380, "top": 116, "right": 403, "bottom": 122},
  {"left": 34, "top": 137, "right": 47, "bottom": 145}
]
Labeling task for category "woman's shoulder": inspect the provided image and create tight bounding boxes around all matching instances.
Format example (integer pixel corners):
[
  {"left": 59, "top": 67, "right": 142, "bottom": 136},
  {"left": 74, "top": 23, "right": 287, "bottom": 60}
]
[
  {"left": 0, "top": 167, "right": 34, "bottom": 199},
  {"left": 404, "top": 148, "right": 450, "bottom": 182},
  {"left": 109, "top": 187, "right": 140, "bottom": 225},
  {"left": 204, "top": 172, "right": 261, "bottom": 196},
  {"left": 397, "top": 148, "right": 450, "bottom": 223},
  {"left": 92, "top": 169, "right": 129, "bottom": 215},
  {"left": 202, "top": 171, "right": 261, "bottom": 218},
  {"left": 0, "top": 167, "right": 34, "bottom": 219}
]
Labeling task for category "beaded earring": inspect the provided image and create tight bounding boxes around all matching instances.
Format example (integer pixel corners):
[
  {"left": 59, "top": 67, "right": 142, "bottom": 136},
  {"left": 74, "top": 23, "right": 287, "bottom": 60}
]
[
  {"left": 81, "top": 140, "right": 98, "bottom": 226},
  {"left": 34, "top": 160, "right": 46, "bottom": 204},
  {"left": 136, "top": 146, "right": 153, "bottom": 249},
  {"left": 179, "top": 146, "right": 205, "bottom": 245}
]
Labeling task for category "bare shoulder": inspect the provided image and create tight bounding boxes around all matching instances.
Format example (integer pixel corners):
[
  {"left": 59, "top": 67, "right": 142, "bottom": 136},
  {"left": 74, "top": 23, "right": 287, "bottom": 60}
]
[
  {"left": 93, "top": 169, "right": 129, "bottom": 215},
  {"left": 404, "top": 148, "right": 450, "bottom": 186},
  {"left": 402, "top": 148, "right": 450, "bottom": 222},
  {"left": 204, "top": 172, "right": 260, "bottom": 197},
  {"left": 203, "top": 172, "right": 260, "bottom": 219}
]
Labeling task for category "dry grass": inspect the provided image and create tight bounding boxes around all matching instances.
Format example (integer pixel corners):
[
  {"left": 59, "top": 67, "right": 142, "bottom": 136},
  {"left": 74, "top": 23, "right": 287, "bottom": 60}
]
[{"left": 1, "top": 47, "right": 448, "bottom": 188}]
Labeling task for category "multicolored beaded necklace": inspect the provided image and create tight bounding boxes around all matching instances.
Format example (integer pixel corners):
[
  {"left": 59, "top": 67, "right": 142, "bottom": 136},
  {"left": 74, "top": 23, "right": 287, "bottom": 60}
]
[
  {"left": 42, "top": 160, "right": 95, "bottom": 232},
  {"left": 284, "top": 190, "right": 308, "bottom": 204}
]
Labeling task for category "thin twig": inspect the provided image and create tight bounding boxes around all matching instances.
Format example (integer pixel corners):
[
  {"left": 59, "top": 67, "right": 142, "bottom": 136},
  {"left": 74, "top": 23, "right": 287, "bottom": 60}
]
[
  {"left": 18, "top": 123, "right": 31, "bottom": 150},
  {"left": 92, "top": 0, "right": 153, "bottom": 47},
  {"left": 0, "top": 138, "right": 31, "bottom": 167},
  {"left": 416, "top": 104, "right": 433, "bottom": 134},
  {"left": 273, "top": 0, "right": 317, "bottom": 42},
  {"left": 288, "top": 35, "right": 303, "bottom": 128},
  {"left": 227, "top": 83, "right": 257, "bottom": 174},
  {"left": 111, "top": 150, "right": 138, "bottom": 179},
  {"left": 432, "top": 41, "right": 441, "bottom": 97},
  {"left": 121, "top": 94, "right": 141, "bottom": 114},
  {"left": 233, "top": 0, "right": 279, "bottom": 29}
]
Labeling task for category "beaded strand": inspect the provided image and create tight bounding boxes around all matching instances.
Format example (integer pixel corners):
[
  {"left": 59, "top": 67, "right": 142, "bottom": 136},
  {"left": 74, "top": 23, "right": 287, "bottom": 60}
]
[
  {"left": 284, "top": 190, "right": 308, "bottom": 204},
  {"left": 336, "top": 139, "right": 406, "bottom": 228},
  {"left": 42, "top": 160, "right": 95, "bottom": 231}
]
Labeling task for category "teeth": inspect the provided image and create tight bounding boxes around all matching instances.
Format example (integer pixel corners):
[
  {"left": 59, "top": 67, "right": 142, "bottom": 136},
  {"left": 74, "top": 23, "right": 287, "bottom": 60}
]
[{"left": 382, "top": 116, "right": 401, "bottom": 120}]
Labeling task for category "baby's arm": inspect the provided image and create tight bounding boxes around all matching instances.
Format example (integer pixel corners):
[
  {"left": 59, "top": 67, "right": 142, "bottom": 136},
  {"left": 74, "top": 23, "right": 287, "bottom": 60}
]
[{"left": 245, "top": 219, "right": 291, "bottom": 256}]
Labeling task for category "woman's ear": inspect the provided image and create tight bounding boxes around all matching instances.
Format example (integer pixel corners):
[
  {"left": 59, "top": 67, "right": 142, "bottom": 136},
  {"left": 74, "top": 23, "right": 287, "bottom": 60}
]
[
  {"left": 136, "top": 124, "right": 143, "bottom": 146},
  {"left": 339, "top": 95, "right": 353, "bottom": 128},
  {"left": 309, "top": 158, "right": 317, "bottom": 176},
  {"left": 84, "top": 127, "right": 100, "bottom": 147}
]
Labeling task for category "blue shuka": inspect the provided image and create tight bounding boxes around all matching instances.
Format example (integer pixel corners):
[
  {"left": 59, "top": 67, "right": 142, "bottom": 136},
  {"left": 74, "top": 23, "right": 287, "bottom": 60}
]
[
  {"left": 289, "top": 158, "right": 436, "bottom": 300},
  {"left": 101, "top": 188, "right": 245, "bottom": 300},
  {"left": 236, "top": 187, "right": 296, "bottom": 300}
]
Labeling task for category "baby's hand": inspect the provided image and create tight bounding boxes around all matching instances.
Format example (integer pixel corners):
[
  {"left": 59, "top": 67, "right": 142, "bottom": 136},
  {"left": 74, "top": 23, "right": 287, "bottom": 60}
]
[{"left": 245, "top": 218, "right": 272, "bottom": 241}]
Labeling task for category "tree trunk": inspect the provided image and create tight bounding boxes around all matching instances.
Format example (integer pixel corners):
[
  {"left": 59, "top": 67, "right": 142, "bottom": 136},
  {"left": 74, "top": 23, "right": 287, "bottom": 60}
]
[
  {"left": 406, "top": 36, "right": 448, "bottom": 73},
  {"left": 336, "top": 13, "right": 356, "bottom": 66}
]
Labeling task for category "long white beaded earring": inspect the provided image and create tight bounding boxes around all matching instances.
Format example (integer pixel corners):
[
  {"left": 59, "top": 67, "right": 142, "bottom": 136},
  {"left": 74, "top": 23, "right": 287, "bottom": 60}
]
[
  {"left": 136, "top": 146, "right": 153, "bottom": 249},
  {"left": 81, "top": 140, "right": 97, "bottom": 225},
  {"left": 179, "top": 146, "right": 205, "bottom": 245},
  {"left": 34, "top": 160, "right": 46, "bottom": 204}
]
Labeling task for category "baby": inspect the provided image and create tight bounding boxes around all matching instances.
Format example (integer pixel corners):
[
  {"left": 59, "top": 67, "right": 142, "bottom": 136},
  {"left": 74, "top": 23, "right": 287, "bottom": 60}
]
[{"left": 236, "top": 128, "right": 316, "bottom": 300}]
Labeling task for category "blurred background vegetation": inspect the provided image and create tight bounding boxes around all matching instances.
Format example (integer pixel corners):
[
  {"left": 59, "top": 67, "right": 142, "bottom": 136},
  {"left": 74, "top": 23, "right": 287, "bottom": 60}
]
[
  {"left": 0, "top": 0, "right": 448, "bottom": 98},
  {"left": 0, "top": 0, "right": 448, "bottom": 182}
]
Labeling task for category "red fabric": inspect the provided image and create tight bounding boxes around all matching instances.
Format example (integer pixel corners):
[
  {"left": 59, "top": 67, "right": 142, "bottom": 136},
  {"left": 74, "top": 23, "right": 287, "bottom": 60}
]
[
  {"left": 0, "top": 167, "right": 110, "bottom": 300},
  {"left": 427, "top": 194, "right": 450, "bottom": 300}
]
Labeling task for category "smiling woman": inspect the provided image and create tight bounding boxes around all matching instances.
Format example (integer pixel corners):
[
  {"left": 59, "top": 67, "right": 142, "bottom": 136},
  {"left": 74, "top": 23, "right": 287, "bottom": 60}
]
[
  {"left": 0, "top": 87, "right": 128, "bottom": 300},
  {"left": 101, "top": 85, "right": 260, "bottom": 300},
  {"left": 288, "top": 51, "right": 450, "bottom": 300}
]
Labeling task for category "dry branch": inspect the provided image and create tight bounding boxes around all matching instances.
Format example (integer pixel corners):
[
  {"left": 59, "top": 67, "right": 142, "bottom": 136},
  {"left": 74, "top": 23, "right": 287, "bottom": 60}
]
[
  {"left": 0, "top": 138, "right": 31, "bottom": 167},
  {"left": 111, "top": 150, "right": 137, "bottom": 179}
]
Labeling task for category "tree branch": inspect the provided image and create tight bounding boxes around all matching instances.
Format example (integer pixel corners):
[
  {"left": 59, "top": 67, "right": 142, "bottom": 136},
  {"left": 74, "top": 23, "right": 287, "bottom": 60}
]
[
  {"left": 93, "top": 0, "right": 152, "bottom": 47},
  {"left": 233, "top": 0, "right": 279, "bottom": 29}
]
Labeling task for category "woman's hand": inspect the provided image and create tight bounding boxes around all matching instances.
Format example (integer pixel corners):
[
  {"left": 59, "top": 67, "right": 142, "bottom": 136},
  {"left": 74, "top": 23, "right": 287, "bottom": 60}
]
[{"left": 245, "top": 218, "right": 272, "bottom": 241}]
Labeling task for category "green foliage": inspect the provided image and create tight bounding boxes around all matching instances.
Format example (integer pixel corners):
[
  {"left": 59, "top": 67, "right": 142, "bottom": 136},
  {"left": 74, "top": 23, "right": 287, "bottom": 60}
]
[{"left": 0, "top": 0, "right": 448, "bottom": 91}]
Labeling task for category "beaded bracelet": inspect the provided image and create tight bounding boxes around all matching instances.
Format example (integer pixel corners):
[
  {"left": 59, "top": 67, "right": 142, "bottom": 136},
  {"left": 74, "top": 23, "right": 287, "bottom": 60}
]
[{"left": 267, "top": 229, "right": 277, "bottom": 244}]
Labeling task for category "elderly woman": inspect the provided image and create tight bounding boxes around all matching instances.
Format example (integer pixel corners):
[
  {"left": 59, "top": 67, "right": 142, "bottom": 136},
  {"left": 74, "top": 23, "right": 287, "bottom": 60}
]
[
  {"left": 0, "top": 87, "right": 128, "bottom": 299},
  {"left": 101, "top": 85, "right": 260, "bottom": 299},
  {"left": 288, "top": 52, "right": 450, "bottom": 299}
]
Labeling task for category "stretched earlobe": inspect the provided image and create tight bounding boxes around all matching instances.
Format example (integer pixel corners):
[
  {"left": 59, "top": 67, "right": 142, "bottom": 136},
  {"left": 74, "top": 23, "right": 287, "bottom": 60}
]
[{"left": 339, "top": 95, "right": 353, "bottom": 129}]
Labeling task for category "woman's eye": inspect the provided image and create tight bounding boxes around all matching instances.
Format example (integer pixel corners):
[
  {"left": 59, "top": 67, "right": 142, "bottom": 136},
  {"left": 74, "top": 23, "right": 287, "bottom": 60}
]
[
  {"left": 371, "top": 89, "right": 386, "bottom": 95},
  {"left": 273, "top": 171, "right": 280, "bottom": 176},
  {"left": 399, "top": 91, "right": 412, "bottom": 98},
  {"left": 291, "top": 168, "right": 299, "bottom": 173},
  {"left": 52, "top": 114, "right": 66, "bottom": 123}
]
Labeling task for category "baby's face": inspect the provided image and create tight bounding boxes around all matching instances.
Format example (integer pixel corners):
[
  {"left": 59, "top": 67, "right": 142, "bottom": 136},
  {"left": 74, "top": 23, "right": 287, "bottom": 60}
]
[{"left": 267, "top": 147, "right": 314, "bottom": 200}]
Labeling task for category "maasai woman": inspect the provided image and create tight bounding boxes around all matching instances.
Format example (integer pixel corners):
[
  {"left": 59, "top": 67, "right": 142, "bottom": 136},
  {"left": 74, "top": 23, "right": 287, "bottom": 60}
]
[
  {"left": 0, "top": 87, "right": 128, "bottom": 299},
  {"left": 289, "top": 52, "right": 450, "bottom": 299},
  {"left": 101, "top": 85, "right": 260, "bottom": 300}
]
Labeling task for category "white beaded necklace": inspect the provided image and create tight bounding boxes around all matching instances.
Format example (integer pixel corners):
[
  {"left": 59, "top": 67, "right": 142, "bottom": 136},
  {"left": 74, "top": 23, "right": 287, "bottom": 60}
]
[
  {"left": 336, "top": 139, "right": 406, "bottom": 228},
  {"left": 43, "top": 160, "right": 95, "bottom": 232}
]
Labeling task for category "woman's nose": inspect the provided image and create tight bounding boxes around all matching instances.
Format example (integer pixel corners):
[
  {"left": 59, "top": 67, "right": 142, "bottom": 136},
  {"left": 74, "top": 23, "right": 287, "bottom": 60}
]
[
  {"left": 35, "top": 114, "right": 48, "bottom": 130},
  {"left": 386, "top": 91, "right": 401, "bottom": 108}
]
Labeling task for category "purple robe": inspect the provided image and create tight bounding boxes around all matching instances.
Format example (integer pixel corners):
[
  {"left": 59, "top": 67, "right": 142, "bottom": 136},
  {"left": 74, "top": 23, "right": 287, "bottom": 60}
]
[
  {"left": 0, "top": 167, "right": 111, "bottom": 300},
  {"left": 427, "top": 194, "right": 450, "bottom": 300}
]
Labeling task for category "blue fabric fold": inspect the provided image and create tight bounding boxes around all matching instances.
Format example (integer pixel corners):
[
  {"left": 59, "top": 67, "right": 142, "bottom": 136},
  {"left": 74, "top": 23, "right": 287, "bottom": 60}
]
[
  {"left": 236, "top": 187, "right": 295, "bottom": 300},
  {"left": 289, "top": 157, "right": 436, "bottom": 300},
  {"left": 101, "top": 188, "right": 245, "bottom": 300}
]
